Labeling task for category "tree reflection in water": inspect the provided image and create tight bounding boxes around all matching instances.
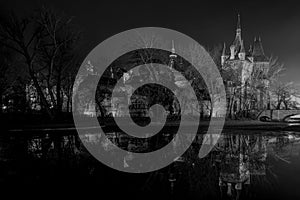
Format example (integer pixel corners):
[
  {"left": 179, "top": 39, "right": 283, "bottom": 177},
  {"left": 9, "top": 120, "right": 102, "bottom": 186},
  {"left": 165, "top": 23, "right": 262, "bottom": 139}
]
[{"left": 1, "top": 130, "right": 300, "bottom": 199}]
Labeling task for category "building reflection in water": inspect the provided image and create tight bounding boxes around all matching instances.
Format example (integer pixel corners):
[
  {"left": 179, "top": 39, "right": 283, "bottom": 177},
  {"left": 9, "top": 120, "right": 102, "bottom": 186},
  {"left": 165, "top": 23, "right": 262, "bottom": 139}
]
[
  {"left": 2, "top": 129, "right": 300, "bottom": 199},
  {"left": 76, "top": 130, "right": 300, "bottom": 199},
  {"left": 214, "top": 134, "right": 267, "bottom": 200}
]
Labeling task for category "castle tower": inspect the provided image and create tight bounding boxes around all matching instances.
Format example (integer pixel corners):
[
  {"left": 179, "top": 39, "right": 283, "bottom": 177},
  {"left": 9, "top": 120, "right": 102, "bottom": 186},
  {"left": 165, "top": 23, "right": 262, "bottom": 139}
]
[
  {"left": 236, "top": 14, "right": 241, "bottom": 37},
  {"left": 228, "top": 14, "right": 243, "bottom": 60},
  {"left": 221, "top": 14, "right": 271, "bottom": 114},
  {"left": 238, "top": 40, "right": 246, "bottom": 60},
  {"left": 230, "top": 45, "right": 235, "bottom": 59},
  {"left": 232, "top": 14, "right": 242, "bottom": 54},
  {"left": 251, "top": 36, "right": 269, "bottom": 110},
  {"left": 221, "top": 42, "right": 227, "bottom": 65}
]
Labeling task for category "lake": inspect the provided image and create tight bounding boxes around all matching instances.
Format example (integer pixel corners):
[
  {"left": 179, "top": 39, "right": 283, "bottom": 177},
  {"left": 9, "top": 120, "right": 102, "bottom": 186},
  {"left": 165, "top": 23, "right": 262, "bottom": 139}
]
[{"left": 1, "top": 126, "right": 300, "bottom": 199}]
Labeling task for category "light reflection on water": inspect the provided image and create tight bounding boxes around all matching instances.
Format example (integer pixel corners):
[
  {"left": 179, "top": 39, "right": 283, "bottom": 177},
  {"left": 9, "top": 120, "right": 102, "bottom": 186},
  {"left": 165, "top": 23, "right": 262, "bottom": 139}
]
[{"left": 1, "top": 130, "right": 300, "bottom": 199}]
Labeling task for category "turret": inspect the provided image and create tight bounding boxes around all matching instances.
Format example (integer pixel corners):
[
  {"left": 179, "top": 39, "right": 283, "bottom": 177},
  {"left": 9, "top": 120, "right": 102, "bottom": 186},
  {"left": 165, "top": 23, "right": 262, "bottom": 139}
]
[
  {"left": 238, "top": 40, "right": 245, "bottom": 60},
  {"left": 230, "top": 14, "right": 243, "bottom": 59},
  {"left": 247, "top": 44, "right": 253, "bottom": 62},
  {"left": 252, "top": 36, "right": 268, "bottom": 62},
  {"left": 236, "top": 14, "right": 241, "bottom": 37},
  {"left": 231, "top": 14, "right": 242, "bottom": 53},
  {"left": 221, "top": 42, "right": 227, "bottom": 65},
  {"left": 230, "top": 45, "right": 235, "bottom": 59}
]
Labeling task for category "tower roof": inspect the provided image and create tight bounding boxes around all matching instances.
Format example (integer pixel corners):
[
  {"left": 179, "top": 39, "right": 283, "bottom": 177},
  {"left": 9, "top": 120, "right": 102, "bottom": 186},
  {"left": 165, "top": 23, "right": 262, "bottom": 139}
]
[
  {"left": 252, "top": 37, "right": 268, "bottom": 62},
  {"left": 230, "top": 14, "right": 242, "bottom": 55},
  {"left": 222, "top": 42, "right": 226, "bottom": 56},
  {"left": 237, "top": 14, "right": 241, "bottom": 30}
]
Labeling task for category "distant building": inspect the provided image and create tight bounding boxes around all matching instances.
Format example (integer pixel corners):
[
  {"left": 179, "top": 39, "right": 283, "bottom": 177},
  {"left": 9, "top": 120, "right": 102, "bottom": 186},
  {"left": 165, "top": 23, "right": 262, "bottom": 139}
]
[
  {"left": 76, "top": 16, "right": 273, "bottom": 118},
  {"left": 221, "top": 15, "right": 270, "bottom": 113}
]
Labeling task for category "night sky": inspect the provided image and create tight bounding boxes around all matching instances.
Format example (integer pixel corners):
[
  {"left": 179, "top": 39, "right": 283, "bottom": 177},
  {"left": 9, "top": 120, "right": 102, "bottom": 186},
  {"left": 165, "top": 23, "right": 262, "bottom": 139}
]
[{"left": 2, "top": 0, "right": 300, "bottom": 84}]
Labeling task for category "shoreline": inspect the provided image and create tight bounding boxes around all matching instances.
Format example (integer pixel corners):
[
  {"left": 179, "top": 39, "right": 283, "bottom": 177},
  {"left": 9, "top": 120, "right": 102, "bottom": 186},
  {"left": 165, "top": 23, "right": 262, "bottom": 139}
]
[{"left": 6, "top": 120, "right": 300, "bottom": 132}]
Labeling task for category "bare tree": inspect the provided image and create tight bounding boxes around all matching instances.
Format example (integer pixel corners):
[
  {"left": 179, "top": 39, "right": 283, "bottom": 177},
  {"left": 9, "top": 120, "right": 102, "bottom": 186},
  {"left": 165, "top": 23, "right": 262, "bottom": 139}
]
[
  {"left": 0, "top": 8, "right": 80, "bottom": 117},
  {"left": 125, "top": 33, "right": 176, "bottom": 121},
  {"left": 61, "top": 54, "right": 81, "bottom": 112},
  {"left": 247, "top": 56, "right": 284, "bottom": 111},
  {"left": 222, "top": 66, "right": 243, "bottom": 118},
  {"left": 0, "top": 12, "right": 54, "bottom": 117},
  {"left": 182, "top": 43, "right": 226, "bottom": 118},
  {"left": 36, "top": 7, "right": 80, "bottom": 115},
  {"left": 271, "top": 81, "right": 300, "bottom": 110},
  {"left": 222, "top": 54, "right": 284, "bottom": 118}
]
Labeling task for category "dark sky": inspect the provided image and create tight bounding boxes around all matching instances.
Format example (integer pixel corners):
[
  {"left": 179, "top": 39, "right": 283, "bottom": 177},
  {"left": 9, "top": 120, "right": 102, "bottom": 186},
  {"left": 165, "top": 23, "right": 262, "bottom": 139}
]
[{"left": 2, "top": 0, "right": 300, "bottom": 84}]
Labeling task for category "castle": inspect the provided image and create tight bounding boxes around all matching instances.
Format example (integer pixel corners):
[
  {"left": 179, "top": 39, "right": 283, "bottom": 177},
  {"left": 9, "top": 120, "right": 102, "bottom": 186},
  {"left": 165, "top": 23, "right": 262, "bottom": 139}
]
[
  {"left": 74, "top": 15, "right": 272, "bottom": 118},
  {"left": 221, "top": 15, "right": 270, "bottom": 116}
]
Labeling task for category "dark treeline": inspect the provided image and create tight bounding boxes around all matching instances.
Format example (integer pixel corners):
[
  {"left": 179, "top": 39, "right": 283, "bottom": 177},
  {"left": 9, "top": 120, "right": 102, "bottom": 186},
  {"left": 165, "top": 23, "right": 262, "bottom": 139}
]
[{"left": 0, "top": 6, "right": 82, "bottom": 120}]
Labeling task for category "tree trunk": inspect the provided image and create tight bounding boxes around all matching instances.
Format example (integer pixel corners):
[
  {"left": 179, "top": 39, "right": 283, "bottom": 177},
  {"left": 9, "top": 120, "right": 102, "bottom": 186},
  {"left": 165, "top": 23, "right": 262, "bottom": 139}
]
[
  {"left": 228, "top": 96, "right": 234, "bottom": 119},
  {"left": 284, "top": 101, "right": 288, "bottom": 110},
  {"left": 56, "top": 71, "right": 62, "bottom": 115},
  {"left": 46, "top": 80, "right": 56, "bottom": 108},
  {"left": 210, "top": 100, "right": 214, "bottom": 118},
  {"left": 66, "top": 95, "right": 70, "bottom": 113},
  {"left": 276, "top": 100, "right": 282, "bottom": 110},
  {"left": 29, "top": 69, "right": 53, "bottom": 119}
]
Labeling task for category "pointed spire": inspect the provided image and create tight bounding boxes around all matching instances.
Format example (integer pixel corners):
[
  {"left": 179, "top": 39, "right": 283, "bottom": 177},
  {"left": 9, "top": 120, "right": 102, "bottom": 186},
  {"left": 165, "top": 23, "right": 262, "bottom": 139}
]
[
  {"left": 252, "top": 36, "right": 267, "bottom": 61},
  {"left": 232, "top": 14, "right": 242, "bottom": 52},
  {"left": 222, "top": 42, "right": 226, "bottom": 56},
  {"left": 237, "top": 14, "right": 241, "bottom": 31},
  {"left": 171, "top": 40, "right": 175, "bottom": 54},
  {"left": 253, "top": 37, "right": 264, "bottom": 55}
]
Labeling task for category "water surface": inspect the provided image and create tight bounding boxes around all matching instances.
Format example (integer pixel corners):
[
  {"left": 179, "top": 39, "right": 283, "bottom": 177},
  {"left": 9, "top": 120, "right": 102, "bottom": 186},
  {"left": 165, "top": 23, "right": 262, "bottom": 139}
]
[{"left": 1, "top": 128, "right": 300, "bottom": 199}]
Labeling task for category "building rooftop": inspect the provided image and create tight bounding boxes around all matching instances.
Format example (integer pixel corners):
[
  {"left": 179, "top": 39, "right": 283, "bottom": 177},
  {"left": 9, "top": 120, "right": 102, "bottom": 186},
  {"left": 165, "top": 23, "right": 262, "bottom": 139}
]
[{"left": 251, "top": 37, "right": 269, "bottom": 62}]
